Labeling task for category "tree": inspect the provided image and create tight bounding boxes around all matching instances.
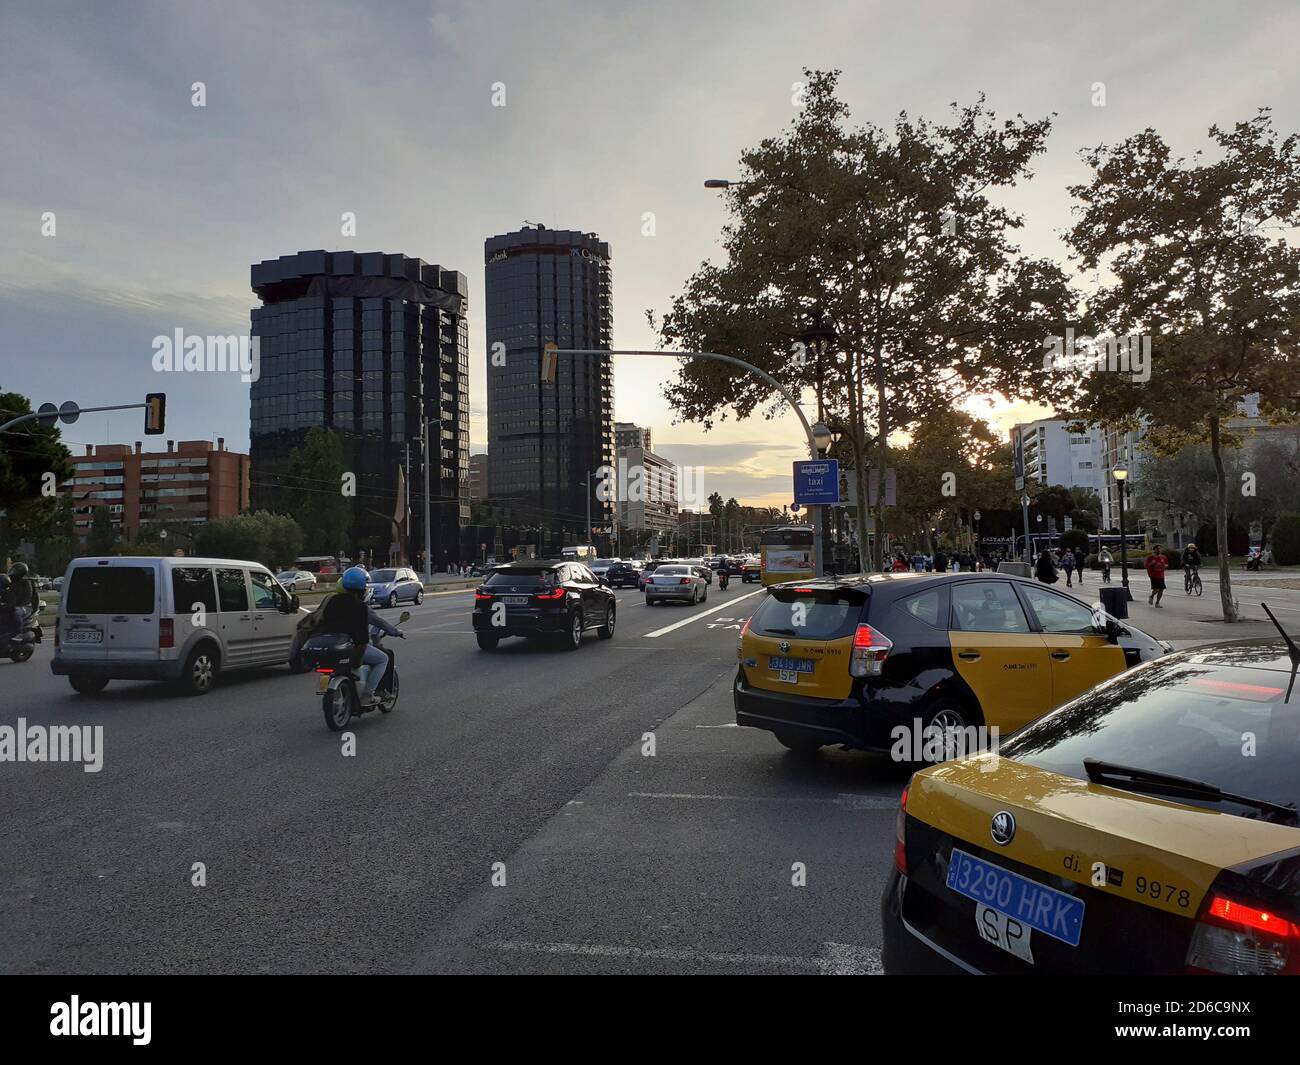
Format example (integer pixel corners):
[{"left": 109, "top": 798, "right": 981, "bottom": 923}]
[
  {"left": 87, "top": 506, "right": 117, "bottom": 555},
  {"left": 656, "top": 70, "right": 1075, "bottom": 568},
  {"left": 0, "top": 390, "right": 75, "bottom": 561},
  {"left": 283, "top": 428, "right": 353, "bottom": 555},
  {"left": 1067, "top": 487, "right": 1102, "bottom": 531},
  {"left": 1272, "top": 512, "right": 1300, "bottom": 565},
  {"left": 1065, "top": 111, "right": 1300, "bottom": 620},
  {"left": 193, "top": 512, "right": 304, "bottom": 568},
  {"left": 259, "top": 512, "right": 304, "bottom": 569}
]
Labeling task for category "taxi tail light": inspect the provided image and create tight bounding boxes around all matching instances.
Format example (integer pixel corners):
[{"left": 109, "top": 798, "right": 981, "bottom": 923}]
[
  {"left": 1185, "top": 892, "right": 1300, "bottom": 975},
  {"left": 159, "top": 618, "right": 174, "bottom": 649},
  {"left": 737, "top": 617, "right": 751, "bottom": 661},
  {"left": 894, "top": 784, "right": 909, "bottom": 875},
  {"left": 849, "top": 623, "right": 893, "bottom": 677},
  {"left": 534, "top": 586, "right": 566, "bottom": 600}
]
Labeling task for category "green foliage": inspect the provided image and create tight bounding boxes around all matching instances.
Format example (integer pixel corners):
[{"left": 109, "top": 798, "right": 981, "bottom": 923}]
[
  {"left": 193, "top": 512, "right": 304, "bottom": 568},
  {"left": 87, "top": 506, "right": 117, "bottom": 555},
  {"left": 1060, "top": 528, "right": 1089, "bottom": 553},
  {"left": 283, "top": 427, "right": 353, "bottom": 555},
  {"left": 1270, "top": 512, "right": 1300, "bottom": 565}
]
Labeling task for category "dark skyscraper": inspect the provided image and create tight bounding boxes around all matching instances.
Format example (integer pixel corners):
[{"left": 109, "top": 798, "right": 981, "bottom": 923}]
[
  {"left": 484, "top": 225, "right": 614, "bottom": 548},
  {"left": 249, "top": 250, "right": 469, "bottom": 565}
]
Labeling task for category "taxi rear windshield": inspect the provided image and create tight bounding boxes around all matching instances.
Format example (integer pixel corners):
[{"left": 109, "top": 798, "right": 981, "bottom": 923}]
[
  {"left": 1003, "top": 662, "right": 1300, "bottom": 816},
  {"left": 749, "top": 587, "right": 867, "bottom": 640}
]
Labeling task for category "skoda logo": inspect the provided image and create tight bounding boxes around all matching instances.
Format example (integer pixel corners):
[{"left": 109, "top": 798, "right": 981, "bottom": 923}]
[
  {"left": 778, "top": 641, "right": 791, "bottom": 653},
  {"left": 990, "top": 811, "right": 1016, "bottom": 846}
]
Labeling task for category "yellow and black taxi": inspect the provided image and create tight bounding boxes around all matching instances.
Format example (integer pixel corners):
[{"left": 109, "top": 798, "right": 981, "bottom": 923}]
[
  {"left": 883, "top": 638, "right": 1300, "bottom": 974},
  {"left": 733, "top": 572, "right": 1168, "bottom": 754}
]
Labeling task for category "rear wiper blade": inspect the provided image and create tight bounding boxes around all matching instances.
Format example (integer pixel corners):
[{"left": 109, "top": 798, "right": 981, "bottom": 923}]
[{"left": 1083, "top": 759, "right": 1298, "bottom": 821}]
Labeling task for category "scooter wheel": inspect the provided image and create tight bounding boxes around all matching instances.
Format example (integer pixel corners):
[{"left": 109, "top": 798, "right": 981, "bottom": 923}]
[
  {"left": 11, "top": 645, "right": 34, "bottom": 664},
  {"left": 322, "top": 679, "right": 355, "bottom": 731},
  {"left": 378, "top": 669, "right": 399, "bottom": 713}
]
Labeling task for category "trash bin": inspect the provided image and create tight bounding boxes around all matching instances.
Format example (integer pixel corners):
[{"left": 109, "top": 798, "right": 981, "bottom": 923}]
[{"left": 1099, "top": 585, "right": 1128, "bottom": 620}]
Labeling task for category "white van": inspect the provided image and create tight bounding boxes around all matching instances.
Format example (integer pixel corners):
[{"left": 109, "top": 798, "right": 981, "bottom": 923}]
[{"left": 51, "top": 556, "right": 308, "bottom": 696}]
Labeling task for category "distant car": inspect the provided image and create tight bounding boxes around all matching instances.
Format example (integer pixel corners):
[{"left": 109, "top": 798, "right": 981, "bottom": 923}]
[
  {"left": 276, "top": 570, "right": 318, "bottom": 592},
  {"left": 472, "top": 560, "right": 616, "bottom": 651},
  {"left": 605, "top": 561, "right": 641, "bottom": 588},
  {"left": 366, "top": 567, "right": 424, "bottom": 607},
  {"left": 645, "top": 563, "right": 708, "bottom": 606},
  {"left": 740, "top": 558, "right": 761, "bottom": 583},
  {"left": 680, "top": 559, "right": 713, "bottom": 585},
  {"left": 590, "top": 558, "right": 620, "bottom": 578}
]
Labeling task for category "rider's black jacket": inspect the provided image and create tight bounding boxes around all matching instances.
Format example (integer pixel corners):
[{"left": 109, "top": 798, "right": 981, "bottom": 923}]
[{"left": 319, "top": 591, "right": 369, "bottom": 647}]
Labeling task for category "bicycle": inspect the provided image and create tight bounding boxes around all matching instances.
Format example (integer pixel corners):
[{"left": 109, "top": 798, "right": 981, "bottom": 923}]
[{"left": 1184, "top": 566, "right": 1203, "bottom": 596}]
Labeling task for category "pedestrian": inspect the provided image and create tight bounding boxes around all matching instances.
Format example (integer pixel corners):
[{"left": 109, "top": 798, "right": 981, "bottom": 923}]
[
  {"left": 1074, "top": 548, "right": 1086, "bottom": 583},
  {"left": 1099, "top": 547, "right": 1113, "bottom": 583},
  {"left": 1035, "top": 549, "right": 1059, "bottom": 585},
  {"left": 1144, "top": 547, "right": 1169, "bottom": 607},
  {"left": 1061, "top": 548, "right": 1076, "bottom": 587},
  {"left": 933, "top": 549, "right": 948, "bottom": 573}
]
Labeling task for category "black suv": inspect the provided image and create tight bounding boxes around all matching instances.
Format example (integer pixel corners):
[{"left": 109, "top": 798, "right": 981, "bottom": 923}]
[
  {"left": 605, "top": 561, "right": 640, "bottom": 588},
  {"left": 472, "top": 560, "right": 617, "bottom": 651}
]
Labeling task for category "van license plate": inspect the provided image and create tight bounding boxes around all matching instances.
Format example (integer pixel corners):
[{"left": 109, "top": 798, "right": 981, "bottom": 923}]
[{"left": 65, "top": 629, "right": 103, "bottom": 644}]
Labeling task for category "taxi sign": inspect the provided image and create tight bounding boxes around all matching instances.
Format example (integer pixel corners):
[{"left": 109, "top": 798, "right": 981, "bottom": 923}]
[{"left": 793, "top": 459, "right": 839, "bottom": 505}]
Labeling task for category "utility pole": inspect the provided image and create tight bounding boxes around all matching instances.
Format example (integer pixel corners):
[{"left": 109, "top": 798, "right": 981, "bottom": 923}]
[{"left": 423, "top": 415, "right": 433, "bottom": 581}]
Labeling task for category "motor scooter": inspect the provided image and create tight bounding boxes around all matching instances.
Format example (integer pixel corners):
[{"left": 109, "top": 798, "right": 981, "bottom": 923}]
[{"left": 301, "top": 611, "right": 409, "bottom": 731}]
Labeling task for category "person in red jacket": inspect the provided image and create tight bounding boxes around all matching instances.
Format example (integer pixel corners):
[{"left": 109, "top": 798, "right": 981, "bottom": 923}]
[{"left": 1144, "top": 547, "right": 1169, "bottom": 607}]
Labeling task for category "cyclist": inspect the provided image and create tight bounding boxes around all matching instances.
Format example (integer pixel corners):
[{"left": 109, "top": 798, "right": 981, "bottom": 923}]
[
  {"left": 1181, "top": 543, "right": 1202, "bottom": 593},
  {"left": 1098, "top": 547, "right": 1113, "bottom": 583}
]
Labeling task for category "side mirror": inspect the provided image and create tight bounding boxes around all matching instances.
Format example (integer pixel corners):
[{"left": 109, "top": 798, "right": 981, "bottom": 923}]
[
  {"left": 288, "top": 593, "right": 300, "bottom": 612},
  {"left": 399, "top": 610, "right": 411, "bottom": 624}
]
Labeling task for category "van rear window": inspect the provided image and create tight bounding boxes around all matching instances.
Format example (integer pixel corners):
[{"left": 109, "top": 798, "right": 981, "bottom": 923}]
[{"left": 66, "top": 567, "right": 156, "bottom": 615}]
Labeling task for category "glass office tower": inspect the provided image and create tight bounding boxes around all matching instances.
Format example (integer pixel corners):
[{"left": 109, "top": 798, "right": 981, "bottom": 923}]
[
  {"left": 483, "top": 225, "right": 614, "bottom": 550},
  {"left": 249, "top": 250, "right": 469, "bottom": 566}
]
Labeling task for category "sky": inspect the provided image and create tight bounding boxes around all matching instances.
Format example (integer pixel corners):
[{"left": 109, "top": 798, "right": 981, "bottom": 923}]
[{"left": 2, "top": 0, "right": 1298, "bottom": 507}]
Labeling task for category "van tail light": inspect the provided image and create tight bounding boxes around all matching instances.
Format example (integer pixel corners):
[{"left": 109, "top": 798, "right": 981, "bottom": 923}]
[
  {"left": 534, "top": 586, "right": 566, "bottom": 600},
  {"left": 159, "top": 618, "right": 174, "bottom": 649},
  {"left": 737, "top": 617, "right": 751, "bottom": 661},
  {"left": 1185, "top": 892, "right": 1300, "bottom": 975},
  {"left": 850, "top": 623, "right": 893, "bottom": 677},
  {"left": 894, "top": 784, "right": 909, "bottom": 875}
]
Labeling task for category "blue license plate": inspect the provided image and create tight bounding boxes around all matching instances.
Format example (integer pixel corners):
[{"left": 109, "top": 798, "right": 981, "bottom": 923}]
[
  {"left": 946, "top": 848, "right": 1084, "bottom": 947},
  {"left": 768, "top": 656, "right": 813, "bottom": 673}
]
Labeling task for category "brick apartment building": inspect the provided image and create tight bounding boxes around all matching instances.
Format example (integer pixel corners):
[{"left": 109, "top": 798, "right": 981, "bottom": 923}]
[{"left": 67, "top": 438, "right": 250, "bottom": 545}]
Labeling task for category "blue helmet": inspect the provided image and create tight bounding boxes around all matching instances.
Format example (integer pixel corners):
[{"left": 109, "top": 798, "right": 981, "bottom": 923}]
[{"left": 340, "top": 566, "right": 369, "bottom": 592}]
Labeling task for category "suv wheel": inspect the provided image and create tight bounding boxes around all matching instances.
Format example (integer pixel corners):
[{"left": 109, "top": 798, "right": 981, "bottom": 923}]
[
  {"left": 476, "top": 632, "right": 499, "bottom": 651},
  {"left": 563, "top": 611, "right": 583, "bottom": 651},
  {"left": 597, "top": 602, "right": 616, "bottom": 639}
]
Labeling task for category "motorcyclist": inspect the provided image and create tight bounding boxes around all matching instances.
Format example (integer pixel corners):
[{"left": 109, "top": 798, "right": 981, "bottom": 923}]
[
  {"left": 0, "top": 574, "right": 15, "bottom": 640},
  {"left": 319, "top": 566, "right": 404, "bottom": 706},
  {"left": 9, "top": 563, "right": 37, "bottom": 628},
  {"left": 718, "top": 565, "right": 730, "bottom": 590}
]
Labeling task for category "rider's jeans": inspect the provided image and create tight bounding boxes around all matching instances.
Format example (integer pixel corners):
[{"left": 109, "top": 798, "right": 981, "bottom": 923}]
[{"left": 359, "top": 643, "right": 388, "bottom": 697}]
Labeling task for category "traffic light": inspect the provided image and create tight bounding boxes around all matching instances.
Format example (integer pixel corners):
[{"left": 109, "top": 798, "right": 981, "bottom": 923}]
[
  {"left": 144, "top": 392, "right": 166, "bottom": 435},
  {"left": 541, "top": 342, "right": 559, "bottom": 384}
]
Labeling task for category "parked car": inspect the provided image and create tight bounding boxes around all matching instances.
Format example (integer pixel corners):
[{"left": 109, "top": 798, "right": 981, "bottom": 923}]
[
  {"left": 51, "top": 556, "right": 307, "bottom": 696},
  {"left": 645, "top": 563, "right": 708, "bottom": 605},
  {"left": 276, "top": 569, "right": 318, "bottom": 592},
  {"left": 472, "top": 560, "right": 616, "bottom": 651},
  {"left": 366, "top": 567, "right": 424, "bottom": 607}
]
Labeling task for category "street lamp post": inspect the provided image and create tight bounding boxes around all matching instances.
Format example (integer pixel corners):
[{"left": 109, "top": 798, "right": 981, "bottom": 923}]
[
  {"left": 1113, "top": 463, "right": 1132, "bottom": 598},
  {"left": 1020, "top": 493, "right": 1032, "bottom": 563},
  {"left": 801, "top": 311, "right": 837, "bottom": 579}
]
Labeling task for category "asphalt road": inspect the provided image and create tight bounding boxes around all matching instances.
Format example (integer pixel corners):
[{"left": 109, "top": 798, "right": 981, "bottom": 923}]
[{"left": 0, "top": 581, "right": 906, "bottom": 975}]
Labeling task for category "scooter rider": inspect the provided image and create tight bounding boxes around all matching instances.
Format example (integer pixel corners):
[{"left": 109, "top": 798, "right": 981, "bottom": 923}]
[
  {"left": 319, "top": 566, "right": 403, "bottom": 706},
  {"left": 719, "top": 566, "right": 730, "bottom": 590}
]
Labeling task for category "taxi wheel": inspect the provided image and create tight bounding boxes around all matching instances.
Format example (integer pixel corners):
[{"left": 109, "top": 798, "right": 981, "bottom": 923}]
[
  {"left": 774, "top": 732, "right": 823, "bottom": 756},
  {"left": 925, "top": 699, "right": 976, "bottom": 732}
]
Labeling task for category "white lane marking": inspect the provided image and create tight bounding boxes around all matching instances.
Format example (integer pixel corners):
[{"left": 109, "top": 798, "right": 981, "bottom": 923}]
[
  {"left": 627, "top": 791, "right": 898, "bottom": 809},
  {"left": 487, "top": 940, "right": 881, "bottom": 974},
  {"left": 694, "top": 722, "right": 739, "bottom": 728},
  {"left": 643, "top": 590, "right": 762, "bottom": 638}
]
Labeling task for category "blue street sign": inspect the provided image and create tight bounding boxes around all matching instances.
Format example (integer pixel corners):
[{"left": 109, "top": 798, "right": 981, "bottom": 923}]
[{"left": 793, "top": 459, "right": 840, "bottom": 505}]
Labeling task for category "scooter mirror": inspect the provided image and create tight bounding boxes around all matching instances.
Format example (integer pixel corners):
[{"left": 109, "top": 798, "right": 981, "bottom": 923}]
[{"left": 399, "top": 611, "right": 411, "bottom": 624}]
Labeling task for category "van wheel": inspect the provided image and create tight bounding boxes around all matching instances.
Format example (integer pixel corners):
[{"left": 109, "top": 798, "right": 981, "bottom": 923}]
[
  {"left": 69, "top": 675, "right": 109, "bottom": 695},
  {"left": 476, "top": 633, "right": 499, "bottom": 651},
  {"left": 180, "top": 646, "right": 219, "bottom": 696},
  {"left": 774, "top": 731, "right": 823, "bottom": 755}
]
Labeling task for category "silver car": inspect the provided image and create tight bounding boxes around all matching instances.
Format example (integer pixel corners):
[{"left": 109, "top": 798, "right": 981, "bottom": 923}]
[
  {"left": 276, "top": 569, "right": 318, "bottom": 592},
  {"left": 644, "top": 564, "right": 708, "bottom": 606}
]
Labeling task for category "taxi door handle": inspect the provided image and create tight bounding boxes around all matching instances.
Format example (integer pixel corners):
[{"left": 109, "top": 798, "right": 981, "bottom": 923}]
[
  {"left": 1050, "top": 651, "right": 1071, "bottom": 661},
  {"left": 957, "top": 650, "right": 981, "bottom": 661}
]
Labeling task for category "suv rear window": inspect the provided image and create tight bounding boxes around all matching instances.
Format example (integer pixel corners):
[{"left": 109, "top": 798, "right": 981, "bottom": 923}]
[
  {"left": 66, "top": 566, "right": 156, "bottom": 615},
  {"left": 484, "top": 570, "right": 554, "bottom": 587},
  {"left": 750, "top": 587, "right": 866, "bottom": 640},
  {"left": 1005, "top": 662, "right": 1300, "bottom": 817}
]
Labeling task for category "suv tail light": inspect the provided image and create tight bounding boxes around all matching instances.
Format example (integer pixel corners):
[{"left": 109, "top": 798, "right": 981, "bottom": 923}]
[
  {"left": 159, "top": 618, "right": 174, "bottom": 649},
  {"left": 894, "top": 784, "right": 909, "bottom": 874},
  {"left": 474, "top": 590, "right": 493, "bottom": 601},
  {"left": 534, "top": 586, "right": 566, "bottom": 600},
  {"left": 1185, "top": 892, "right": 1300, "bottom": 974},
  {"left": 849, "top": 623, "right": 893, "bottom": 677}
]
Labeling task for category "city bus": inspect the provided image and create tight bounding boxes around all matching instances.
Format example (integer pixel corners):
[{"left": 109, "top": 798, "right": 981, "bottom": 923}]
[
  {"left": 561, "top": 544, "right": 597, "bottom": 564},
  {"left": 759, "top": 525, "right": 815, "bottom": 587}
]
